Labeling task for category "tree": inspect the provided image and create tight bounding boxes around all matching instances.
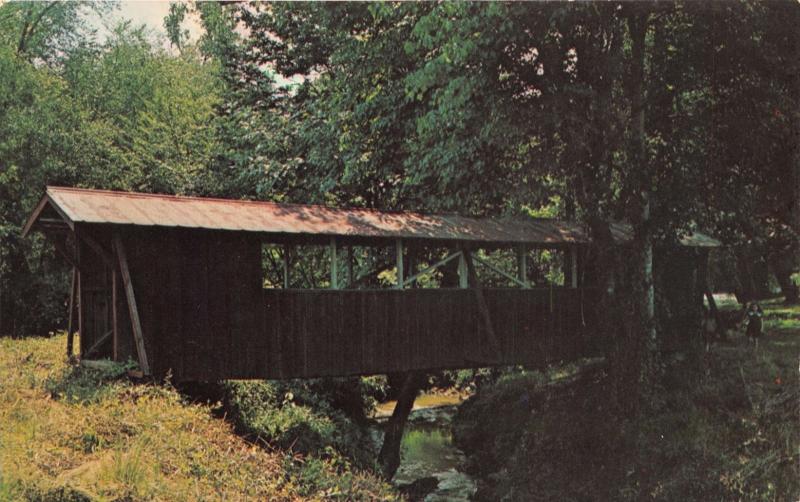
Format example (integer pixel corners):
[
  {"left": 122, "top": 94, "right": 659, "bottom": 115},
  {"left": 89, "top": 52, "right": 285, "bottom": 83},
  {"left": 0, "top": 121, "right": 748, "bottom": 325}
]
[
  {"left": 213, "top": 1, "right": 799, "bottom": 406},
  {"left": 0, "top": 1, "right": 112, "bottom": 65},
  {"left": 164, "top": 2, "right": 189, "bottom": 53},
  {"left": 0, "top": 8, "right": 224, "bottom": 335}
]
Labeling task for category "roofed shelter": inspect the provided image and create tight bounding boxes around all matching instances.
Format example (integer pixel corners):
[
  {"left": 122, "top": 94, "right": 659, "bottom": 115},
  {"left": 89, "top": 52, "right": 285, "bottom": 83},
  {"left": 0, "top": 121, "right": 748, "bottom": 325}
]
[{"left": 23, "top": 187, "right": 719, "bottom": 381}]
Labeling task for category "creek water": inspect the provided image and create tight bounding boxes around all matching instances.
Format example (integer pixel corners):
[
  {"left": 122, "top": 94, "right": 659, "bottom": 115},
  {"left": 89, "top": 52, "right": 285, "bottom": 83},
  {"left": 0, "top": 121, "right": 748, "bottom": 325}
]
[{"left": 372, "top": 393, "right": 477, "bottom": 501}]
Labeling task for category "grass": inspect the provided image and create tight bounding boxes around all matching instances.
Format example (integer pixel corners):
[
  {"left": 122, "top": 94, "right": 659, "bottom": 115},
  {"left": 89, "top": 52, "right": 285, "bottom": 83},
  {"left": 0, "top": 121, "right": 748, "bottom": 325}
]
[{"left": 0, "top": 334, "right": 399, "bottom": 501}]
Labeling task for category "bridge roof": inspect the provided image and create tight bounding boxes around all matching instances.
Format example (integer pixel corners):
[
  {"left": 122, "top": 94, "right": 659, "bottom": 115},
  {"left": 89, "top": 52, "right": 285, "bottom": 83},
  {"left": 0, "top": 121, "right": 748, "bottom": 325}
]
[{"left": 23, "top": 186, "right": 720, "bottom": 247}]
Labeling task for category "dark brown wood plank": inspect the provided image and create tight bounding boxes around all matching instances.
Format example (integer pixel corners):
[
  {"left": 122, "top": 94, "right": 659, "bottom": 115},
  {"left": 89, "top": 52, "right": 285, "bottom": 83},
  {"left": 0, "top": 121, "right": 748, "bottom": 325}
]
[
  {"left": 113, "top": 233, "right": 151, "bottom": 376},
  {"left": 66, "top": 267, "right": 77, "bottom": 357},
  {"left": 111, "top": 268, "right": 118, "bottom": 360}
]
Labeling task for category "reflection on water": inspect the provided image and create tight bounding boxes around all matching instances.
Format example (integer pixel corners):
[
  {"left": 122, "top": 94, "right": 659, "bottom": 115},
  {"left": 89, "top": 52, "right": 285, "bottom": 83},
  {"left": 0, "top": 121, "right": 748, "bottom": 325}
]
[{"left": 396, "top": 425, "right": 460, "bottom": 480}]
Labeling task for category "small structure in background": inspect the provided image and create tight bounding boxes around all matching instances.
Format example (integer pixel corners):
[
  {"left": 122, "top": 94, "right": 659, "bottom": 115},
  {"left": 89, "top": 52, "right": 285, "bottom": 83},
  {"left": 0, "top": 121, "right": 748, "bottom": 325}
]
[{"left": 23, "top": 187, "right": 719, "bottom": 380}]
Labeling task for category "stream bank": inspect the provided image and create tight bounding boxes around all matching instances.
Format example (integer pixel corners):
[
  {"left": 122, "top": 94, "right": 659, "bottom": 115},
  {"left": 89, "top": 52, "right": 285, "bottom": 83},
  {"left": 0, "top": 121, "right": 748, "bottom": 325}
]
[{"left": 372, "top": 393, "right": 477, "bottom": 501}]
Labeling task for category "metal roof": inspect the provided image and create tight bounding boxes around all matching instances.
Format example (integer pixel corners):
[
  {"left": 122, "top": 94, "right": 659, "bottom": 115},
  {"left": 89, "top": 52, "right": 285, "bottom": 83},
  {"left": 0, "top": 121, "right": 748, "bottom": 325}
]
[{"left": 23, "top": 186, "right": 720, "bottom": 247}]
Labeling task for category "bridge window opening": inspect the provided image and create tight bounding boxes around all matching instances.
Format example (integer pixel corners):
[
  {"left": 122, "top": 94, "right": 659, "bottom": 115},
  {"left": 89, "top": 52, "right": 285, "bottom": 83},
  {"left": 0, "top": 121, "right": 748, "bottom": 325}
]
[
  {"left": 261, "top": 243, "right": 337, "bottom": 289},
  {"left": 470, "top": 248, "right": 529, "bottom": 288},
  {"left": 335, "top": 244, "right": 395, "bottom": 289},
  {"left": 261, "top": 241, "right": 581, "bottom": 291},
  {"left": 400, "top": 247, "right": 453, "bottom": 288},
  {"left": 527, "top": 248, "right": 565, "bottom": 286},
  {"left": 261, "top": 241, "right": 417, "bottom": 290}
]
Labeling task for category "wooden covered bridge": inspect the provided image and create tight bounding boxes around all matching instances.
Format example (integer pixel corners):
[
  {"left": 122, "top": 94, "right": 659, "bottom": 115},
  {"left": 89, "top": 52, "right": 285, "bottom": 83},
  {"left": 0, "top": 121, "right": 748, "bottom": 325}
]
[{"left": 23, "top": 187, "right": 718, "bottom": 381}]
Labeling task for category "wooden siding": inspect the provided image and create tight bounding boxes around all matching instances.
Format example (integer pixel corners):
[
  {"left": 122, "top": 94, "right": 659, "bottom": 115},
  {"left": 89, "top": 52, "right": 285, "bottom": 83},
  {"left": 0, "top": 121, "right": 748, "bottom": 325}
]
[
  {"left": 119, "top": 228, "right": 264, "bottom": 380},
  {"left": 77, "top": 225, "right": 600, "bottom": 381},
  {"left": 260, "top": 287, "right": 599, "bottom": 380}
]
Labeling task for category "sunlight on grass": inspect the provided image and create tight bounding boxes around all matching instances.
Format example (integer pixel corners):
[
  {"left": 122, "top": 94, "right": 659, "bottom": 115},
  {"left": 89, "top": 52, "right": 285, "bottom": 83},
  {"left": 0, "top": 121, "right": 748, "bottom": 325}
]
[{"left": 0, "top": 333, "right": 398, "bottom": 501}]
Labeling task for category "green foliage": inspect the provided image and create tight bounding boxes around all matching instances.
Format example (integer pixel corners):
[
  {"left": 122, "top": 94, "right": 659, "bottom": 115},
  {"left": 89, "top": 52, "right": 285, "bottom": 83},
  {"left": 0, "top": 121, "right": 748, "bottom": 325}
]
[
  {"left": 218, "top": 377, "right": 409, "bottom": 500},
  {"left": 0, "top": 334, "right": 398, "bottom": 500},
  {"left": 454, "top": 307, "right": 800, "bottom": 501},
  {"left": 0, "top": 16, "right": 223, "bottom": 336},
  {"left": 0, "top": 2, "right": 112, "bottom": 65},
  {"left": 221, "top": 379, "right": 378, "bottom": 468}
]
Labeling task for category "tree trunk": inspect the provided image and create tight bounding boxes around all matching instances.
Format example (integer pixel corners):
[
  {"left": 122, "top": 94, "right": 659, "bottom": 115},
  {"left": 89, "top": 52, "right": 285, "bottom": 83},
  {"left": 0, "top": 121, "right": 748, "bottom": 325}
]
[
  {"left": 772, "top": 251, "right": 799, "bottom": 303},
  {"left": 621, "top": 9, "right": 658, "bottom": 409},
  {"left": 378, "top": 371, "right": 425, "bottom": 479},
  {"left": 734, "top": 248, "right": 772, "bottom": 303}
]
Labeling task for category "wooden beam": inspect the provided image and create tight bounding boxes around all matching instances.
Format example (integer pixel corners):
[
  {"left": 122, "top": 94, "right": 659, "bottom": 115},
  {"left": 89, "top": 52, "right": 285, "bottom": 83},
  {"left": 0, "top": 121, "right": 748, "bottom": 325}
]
[
  {"left": 51, "top": 237, "right": 78, "bottom": 268},
  {"left": 517, "top": 246, "right": 529, "bottom": 288},
  {"left": 395, "top": 239, "right": 404, "bottom": 289},
  {"left": 282, "top": 244, "right": 290, "bottom": 289},
  {"left": 78, "top": 230, "right": 113, "bottom": 267},
  {"left": 473, "top": 253, "right": 528, "bottom": 288},
  {"left": 330, "top": 237, "right": 339, "bottom": 289},
  {"left": 347, "top": 246, "right": 354, "bottom": 289},
  {"left": 570, "top": 247, "right": 578, "bottom": 288},
  {"left": 84, "top": 329, "right": 112, "bottom": 358},
  {"left": 22, "top": 194, "right": 74, "bottom": 238},
  {"left": 77, "top": 269, "right": 83, "bottom": 357},
  {"left": 462, "top": 249, "right": 502, "bottom": 363},
  {"left": 66, "top": 267, "right": 76, "bottom": 357},
  {"left": 113, "top": 234, "right": 151, "bottom": 376},
  {"left": 401, "top": 250, "right": 461, "bottom": 287},
  {"left": 112, "top": 268, "right": 118, "bottom": 360},
  {"left": 458, "top": 250, "right": 469, "bottom": 288}
]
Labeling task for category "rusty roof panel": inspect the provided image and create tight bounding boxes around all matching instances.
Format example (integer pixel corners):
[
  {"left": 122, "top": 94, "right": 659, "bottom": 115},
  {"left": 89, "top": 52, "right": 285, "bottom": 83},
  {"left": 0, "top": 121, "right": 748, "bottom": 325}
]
[{"left": 25, "top": 186, "right": 719, "bottom": 247}]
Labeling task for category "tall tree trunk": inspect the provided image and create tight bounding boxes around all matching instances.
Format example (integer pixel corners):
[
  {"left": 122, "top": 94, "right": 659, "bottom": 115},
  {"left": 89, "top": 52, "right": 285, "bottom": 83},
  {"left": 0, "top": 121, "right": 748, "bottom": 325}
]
[
  {"left": 624, "top": 8, "right": 657, "bottom": 407},
  {"left": 569, "top": 4, "right": 630, "bottom": 410}
]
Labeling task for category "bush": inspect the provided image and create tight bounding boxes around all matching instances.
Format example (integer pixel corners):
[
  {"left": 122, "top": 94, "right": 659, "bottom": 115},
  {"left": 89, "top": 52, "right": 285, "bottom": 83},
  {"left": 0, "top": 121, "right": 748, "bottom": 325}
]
[{"left": 221, "top": 379, "right": 379, "bottom": 468}]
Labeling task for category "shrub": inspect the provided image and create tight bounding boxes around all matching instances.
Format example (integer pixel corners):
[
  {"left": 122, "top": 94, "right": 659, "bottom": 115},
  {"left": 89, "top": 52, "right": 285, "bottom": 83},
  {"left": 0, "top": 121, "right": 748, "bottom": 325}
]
[{"left": 221, "top": 379, "right": 378, "bottom": 468}]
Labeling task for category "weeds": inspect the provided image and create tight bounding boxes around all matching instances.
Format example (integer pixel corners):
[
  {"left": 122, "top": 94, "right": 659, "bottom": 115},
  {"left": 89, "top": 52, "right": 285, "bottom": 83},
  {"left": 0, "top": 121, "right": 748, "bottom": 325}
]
[{"left": 0, "top": 334, "right": 399, "bottom": 501}]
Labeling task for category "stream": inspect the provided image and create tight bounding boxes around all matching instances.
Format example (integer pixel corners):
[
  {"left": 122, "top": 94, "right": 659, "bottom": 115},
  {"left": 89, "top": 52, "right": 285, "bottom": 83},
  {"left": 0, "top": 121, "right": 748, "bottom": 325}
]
[{"left": 372, "top": 394, "right": 477, "bottom": 501}]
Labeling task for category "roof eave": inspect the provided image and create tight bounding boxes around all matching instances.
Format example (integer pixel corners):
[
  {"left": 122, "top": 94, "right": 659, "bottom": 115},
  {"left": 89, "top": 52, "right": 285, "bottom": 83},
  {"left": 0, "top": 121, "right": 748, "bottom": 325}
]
[{"left": 21, "top": 192, "right": 75, "bottom": 238}]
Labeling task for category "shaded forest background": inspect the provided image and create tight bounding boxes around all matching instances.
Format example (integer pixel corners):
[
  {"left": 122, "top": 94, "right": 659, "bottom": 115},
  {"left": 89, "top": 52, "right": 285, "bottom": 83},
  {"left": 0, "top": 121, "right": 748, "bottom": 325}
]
[{"left": 0, "top": 2, "right": 798, "bottom": 381}]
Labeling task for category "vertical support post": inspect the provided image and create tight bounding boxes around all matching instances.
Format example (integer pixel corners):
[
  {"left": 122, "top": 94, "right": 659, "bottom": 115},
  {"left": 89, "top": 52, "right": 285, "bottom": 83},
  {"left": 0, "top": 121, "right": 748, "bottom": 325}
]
[
  {"left": 77, "top": 271, "right": 83, "bottom": 357},
  {"left": 113, "top": 233, "right": 151, "bottom": 376},
  {"left": 282, "top": 244, "right": 290, "bottom": 289},
  {"left": 517, "top": 246, "right": 529, "bottom": 288},
  {"left": 347, "top": 246, "right": 354, "bottom": 289},
  {"left": 458, "top": 249, "right": 469, "bottom": 288},
  {"left": 66, "top": 267, "right": 77, "bottom": 357},
  {"left": 112, "top": 268, "right": 118, "bottom": 360},
  {"left": 330, "top": 237, "right": 339, "bottom": 289},
  {"left": 395, "top": 239, "right": 404, "bottom": 289},
  {"left": 570, "top": 247, "right": 578, "bottom": 288}
]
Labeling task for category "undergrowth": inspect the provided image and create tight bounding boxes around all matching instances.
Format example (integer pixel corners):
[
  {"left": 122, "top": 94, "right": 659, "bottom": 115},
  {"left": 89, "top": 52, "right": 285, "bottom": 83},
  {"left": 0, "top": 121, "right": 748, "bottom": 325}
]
[
  {"left": 0, "top": 334, "right": 399, "bottom": 501},
  {"left": 454, "top": 301, "right": 799, "bottom": 501}
]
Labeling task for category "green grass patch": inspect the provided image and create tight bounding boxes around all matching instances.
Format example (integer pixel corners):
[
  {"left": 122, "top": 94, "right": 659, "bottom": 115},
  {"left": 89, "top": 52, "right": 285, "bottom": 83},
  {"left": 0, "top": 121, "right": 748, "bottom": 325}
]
[{"left": 0, "top": 334, "right": 399, "bottom": 501}]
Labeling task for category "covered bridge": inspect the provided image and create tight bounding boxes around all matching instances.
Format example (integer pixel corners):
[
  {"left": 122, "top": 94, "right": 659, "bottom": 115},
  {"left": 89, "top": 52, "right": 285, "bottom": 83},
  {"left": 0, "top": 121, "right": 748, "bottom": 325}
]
[{"left": 23, "top": 187, "right": 718, "bottom": 381}]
